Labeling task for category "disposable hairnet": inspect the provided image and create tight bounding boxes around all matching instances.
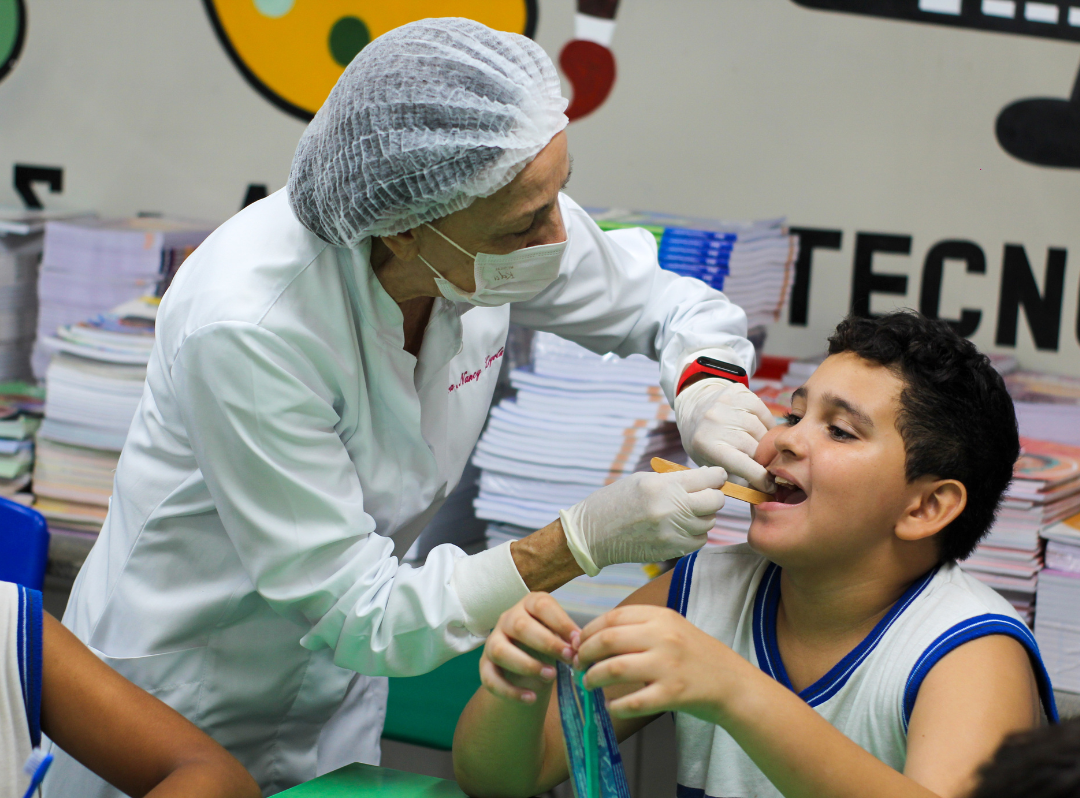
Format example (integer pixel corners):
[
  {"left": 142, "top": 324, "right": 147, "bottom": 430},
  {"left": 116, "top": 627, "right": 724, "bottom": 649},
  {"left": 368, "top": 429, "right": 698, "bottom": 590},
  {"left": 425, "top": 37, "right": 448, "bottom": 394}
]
[{"left": 287, "top": 17, "right": 569, "bottom": 246}]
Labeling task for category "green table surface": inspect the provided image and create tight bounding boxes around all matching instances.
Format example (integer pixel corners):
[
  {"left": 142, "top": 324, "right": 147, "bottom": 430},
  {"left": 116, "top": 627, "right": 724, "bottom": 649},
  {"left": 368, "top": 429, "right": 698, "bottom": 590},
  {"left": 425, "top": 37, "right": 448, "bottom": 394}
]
[
  {"left": 278, "top": 763, "right": 466, "bottom": 797},
  {"left": 382, "top": 647, "right": 483, "bottom": 750}
]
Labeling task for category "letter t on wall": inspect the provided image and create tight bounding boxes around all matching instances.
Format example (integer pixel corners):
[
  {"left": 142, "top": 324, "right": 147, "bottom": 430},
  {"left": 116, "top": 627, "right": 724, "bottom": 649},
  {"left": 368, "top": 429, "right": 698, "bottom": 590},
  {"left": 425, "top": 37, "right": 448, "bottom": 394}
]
[
  {"left": 851, "top": 233, "right": 911, "bottom": 318},
  {"left": 788, "top": 228, "right": 842, "bottom": 326}
]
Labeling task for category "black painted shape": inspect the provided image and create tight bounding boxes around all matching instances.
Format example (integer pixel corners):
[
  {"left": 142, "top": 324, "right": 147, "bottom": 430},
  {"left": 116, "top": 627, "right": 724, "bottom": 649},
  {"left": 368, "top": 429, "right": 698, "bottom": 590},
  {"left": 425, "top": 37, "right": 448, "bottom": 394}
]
[
  {"left": 242, "top": 183, "right": 268, "bottom": 208},
  {"left": 201, "top": 1, "right": 540, "bottom": 122},
  {"left": 13, "top": 164, "right": 62, "bottom": 210},
  {"left": 524, "top": 0, "right": 538, "bottom": 38},
  {"left": 996, "top": 58, "right": 1080, "bottom": 169},
  {"left": 851, "top": 232, "right": 911, "bottom": 318},
  {"left": 995, "top": 244, "right": 1067, "bottom": 350},
  {"left": 0, "top": 0, "right": 26, "bottom": 85},
  {"left": 789, "top": 1, "right": 1080, "bottom": 43},
  {"left": 920, "top": 240, "right": 985, "bottom": 337},
  {"left": 788, "top": 227, "right": 842, "bottom": 326}
]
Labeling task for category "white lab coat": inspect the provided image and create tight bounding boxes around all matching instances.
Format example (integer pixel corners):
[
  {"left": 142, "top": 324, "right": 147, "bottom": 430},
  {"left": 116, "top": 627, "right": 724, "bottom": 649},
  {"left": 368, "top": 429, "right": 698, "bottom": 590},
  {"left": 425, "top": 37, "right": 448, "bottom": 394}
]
[{"left": 45, "top": 189, "right": 753, "bottom": 796}]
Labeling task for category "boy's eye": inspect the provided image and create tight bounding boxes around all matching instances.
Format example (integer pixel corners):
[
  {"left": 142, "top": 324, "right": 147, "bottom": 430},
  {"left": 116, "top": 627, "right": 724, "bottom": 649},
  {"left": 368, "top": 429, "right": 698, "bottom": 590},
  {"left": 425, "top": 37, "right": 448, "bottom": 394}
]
[
  {"left": 829, "top": 425, "right": 855, "bottom": 441},
  {"left": 784, "top": 412, "right": 801, "bottom": 426}
]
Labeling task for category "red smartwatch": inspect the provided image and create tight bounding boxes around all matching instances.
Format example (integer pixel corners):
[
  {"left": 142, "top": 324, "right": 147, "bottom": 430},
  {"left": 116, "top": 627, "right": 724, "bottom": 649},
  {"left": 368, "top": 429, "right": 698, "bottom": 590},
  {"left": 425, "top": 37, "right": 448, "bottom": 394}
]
[{"left": 676, "top": 356, "right": 749, "bottom": 396}]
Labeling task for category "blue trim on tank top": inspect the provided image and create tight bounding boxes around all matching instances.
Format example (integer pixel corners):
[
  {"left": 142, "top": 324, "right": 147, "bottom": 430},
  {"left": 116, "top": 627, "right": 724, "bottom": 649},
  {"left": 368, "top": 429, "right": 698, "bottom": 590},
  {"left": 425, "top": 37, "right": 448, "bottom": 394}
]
[
  {"left": 15, "top": 583, "right": 43, "bottom": 748},
  {"left": 902, "top": 613, "right": 1058, "bottom": 730},
  {"left": 667, "top": 550, "right": 700, "bottom": 616},
  {"left": 752, "top": 563, "right": 938, "bottom": 707}
]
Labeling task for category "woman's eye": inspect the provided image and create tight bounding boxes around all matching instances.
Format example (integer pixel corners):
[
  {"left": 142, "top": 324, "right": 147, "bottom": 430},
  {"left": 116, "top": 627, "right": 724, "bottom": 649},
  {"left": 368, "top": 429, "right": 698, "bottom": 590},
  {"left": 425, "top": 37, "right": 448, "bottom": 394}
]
[
  {"left": 784, "top": 413, "right": 801, "bottom": 426},
  {"left": 830, "top": 426, "right": 855, "bottom": 441}
]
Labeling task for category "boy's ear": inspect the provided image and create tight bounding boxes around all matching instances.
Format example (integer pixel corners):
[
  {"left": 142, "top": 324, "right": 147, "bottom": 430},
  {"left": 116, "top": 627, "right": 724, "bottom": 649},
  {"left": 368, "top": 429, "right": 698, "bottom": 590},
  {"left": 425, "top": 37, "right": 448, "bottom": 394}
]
[{"left": 895, "top": 478, "right": 967, "bottom": 543}]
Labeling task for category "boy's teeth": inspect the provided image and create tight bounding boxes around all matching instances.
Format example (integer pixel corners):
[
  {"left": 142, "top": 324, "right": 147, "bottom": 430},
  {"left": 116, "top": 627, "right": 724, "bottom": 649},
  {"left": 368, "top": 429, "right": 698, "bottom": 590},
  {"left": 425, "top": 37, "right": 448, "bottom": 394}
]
[{"left": 774, "top": 476, "right": 796, "bottom": 487}]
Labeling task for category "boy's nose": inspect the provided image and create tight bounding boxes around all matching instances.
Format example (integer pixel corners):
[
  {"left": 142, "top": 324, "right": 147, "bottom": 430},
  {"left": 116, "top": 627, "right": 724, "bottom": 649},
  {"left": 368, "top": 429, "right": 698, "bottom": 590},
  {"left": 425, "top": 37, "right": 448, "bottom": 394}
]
[{"left": 754, "top": 425, "right": 785, "bottom": 466}]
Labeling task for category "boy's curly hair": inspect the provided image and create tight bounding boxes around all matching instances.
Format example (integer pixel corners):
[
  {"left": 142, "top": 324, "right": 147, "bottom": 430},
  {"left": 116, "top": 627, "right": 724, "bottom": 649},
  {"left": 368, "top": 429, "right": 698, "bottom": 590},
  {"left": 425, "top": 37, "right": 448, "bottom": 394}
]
[{"left": 827, "top": 312, "right": 1019, "bottom": 562}]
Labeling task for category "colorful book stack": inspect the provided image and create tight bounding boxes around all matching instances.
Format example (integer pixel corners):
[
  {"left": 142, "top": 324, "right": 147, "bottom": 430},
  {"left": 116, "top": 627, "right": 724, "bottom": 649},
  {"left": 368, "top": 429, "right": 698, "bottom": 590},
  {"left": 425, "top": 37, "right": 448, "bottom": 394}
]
[
  {"left": 1035, "top": 515, "right": 1080, "bottom": 693},
  {"left": 1006, "top": 371, "right": 1080, "bottom": 448},
  {"left": 33, "top": 297, "right": 158, "bottom": 579},
  {"left": 0, "top": 209, "right": 94, "bottom": 381},
  {"left": 473, "top": 332, "right": 685, "bottom": 622},
  {"left": 32, "top": 215, "right": 211, "bottom": 378},
  {"left": 960, "top": 438, "right": 1080, "bottom": 626},
  {"left": 587, "top": 210, "right": 798, "bottom": 334},
  {"left": 0, "top": 382, "right": 43, "bottom": 503}
]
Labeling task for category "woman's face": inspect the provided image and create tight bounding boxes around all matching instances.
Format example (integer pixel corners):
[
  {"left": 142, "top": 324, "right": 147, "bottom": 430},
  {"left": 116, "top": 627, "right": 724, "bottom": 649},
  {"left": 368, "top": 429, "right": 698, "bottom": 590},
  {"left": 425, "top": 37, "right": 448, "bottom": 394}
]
[{"left": 412, "top": 131, "right": 571, "bottom": 292}]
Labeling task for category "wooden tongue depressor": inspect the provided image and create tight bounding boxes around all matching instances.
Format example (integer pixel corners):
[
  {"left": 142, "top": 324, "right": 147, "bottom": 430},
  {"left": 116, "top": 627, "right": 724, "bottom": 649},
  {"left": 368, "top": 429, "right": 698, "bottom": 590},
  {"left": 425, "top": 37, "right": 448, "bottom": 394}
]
[{"left": 650, "top": 457, "right": 772, "bottom": 505}]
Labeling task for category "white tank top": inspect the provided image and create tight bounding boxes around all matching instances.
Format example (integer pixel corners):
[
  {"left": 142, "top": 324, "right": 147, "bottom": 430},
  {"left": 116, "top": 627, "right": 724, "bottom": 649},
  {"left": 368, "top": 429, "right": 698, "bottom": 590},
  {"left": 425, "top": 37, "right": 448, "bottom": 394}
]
[
  {"left": 1, "top": 581, "right": 42, "bottom": 798},
  {"left": 666, "top": 545, "right": 1057, "bottom": 798}
]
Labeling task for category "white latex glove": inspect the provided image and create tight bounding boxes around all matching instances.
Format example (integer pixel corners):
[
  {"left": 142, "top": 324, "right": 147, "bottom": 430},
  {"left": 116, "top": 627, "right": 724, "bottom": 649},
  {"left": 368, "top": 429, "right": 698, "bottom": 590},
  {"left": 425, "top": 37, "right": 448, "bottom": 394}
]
[
  {"left": 674, "top": 378, "right": 777, "bottom": 492},
  {"left": 558, "top": 467, "right": 728, "bottom": 577}
]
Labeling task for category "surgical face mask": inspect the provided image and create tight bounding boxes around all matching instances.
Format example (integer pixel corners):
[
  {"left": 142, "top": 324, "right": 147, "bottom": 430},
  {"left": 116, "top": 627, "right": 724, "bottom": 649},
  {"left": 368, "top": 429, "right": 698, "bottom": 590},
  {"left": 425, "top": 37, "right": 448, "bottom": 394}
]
[{"left": 417, "top": 223, "right": 566, "bottom": 307}]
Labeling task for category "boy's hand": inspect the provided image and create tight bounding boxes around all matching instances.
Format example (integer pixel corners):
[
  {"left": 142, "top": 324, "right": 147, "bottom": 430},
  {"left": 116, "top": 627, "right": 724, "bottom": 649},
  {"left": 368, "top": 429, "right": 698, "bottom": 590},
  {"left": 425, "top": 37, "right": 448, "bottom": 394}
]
[
  {"left": 480, "top": 592, "right": 580, "bottom": 704},
  {"left": 575, "top": 604, "right": 750, "bottom": 723}
]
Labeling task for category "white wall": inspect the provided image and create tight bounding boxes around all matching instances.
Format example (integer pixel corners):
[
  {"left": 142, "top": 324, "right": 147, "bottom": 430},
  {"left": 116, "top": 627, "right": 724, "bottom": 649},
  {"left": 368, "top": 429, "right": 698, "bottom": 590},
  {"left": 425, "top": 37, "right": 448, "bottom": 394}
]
[{"left": 2, "top": 1, "right": 1078, "bottom": 373}]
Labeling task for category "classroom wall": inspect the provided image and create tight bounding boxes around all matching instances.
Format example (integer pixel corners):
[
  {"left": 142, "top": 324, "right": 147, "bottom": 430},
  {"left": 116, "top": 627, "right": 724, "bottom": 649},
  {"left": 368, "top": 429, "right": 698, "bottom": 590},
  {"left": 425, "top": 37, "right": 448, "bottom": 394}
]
[{"left": 1, "top": 1, "right": 1079, "bottom": 374}]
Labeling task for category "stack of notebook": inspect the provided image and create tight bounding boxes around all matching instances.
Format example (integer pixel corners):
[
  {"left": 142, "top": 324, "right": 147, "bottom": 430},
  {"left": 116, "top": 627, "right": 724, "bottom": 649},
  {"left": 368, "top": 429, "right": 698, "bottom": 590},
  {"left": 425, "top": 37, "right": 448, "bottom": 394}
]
[
  {"left": 1034, "top": 514, "right": 1080, "bottom": 693},
  {"left": 473, "top": 332, "right": 685, "bottom": 621},
  {"left": 1006, "top": 371, "right": 1080, "bottom": 448},
  {"left": 473, "top": 332, "right": 686, "bottom": 530},
  {"left": 33, "top": 215, "right": 210, "bottom": 378},
  {"left": 0, "top": 382, "right": 43, "bottom": 502},
  {"left": 33, "top": 297, "right": 158, "bottom": 578},
  {"left": 587, "top": 210, "right": 798, "bottom": 334},
  {"left": 961, "top": 438, "right": 1080, "bottom": 625}
]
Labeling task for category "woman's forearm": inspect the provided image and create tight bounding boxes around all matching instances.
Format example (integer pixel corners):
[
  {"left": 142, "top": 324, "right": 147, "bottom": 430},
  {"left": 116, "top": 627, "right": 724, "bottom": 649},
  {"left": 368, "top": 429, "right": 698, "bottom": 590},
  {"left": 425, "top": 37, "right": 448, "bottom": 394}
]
[{"left": 453, "top": 685, "right": 560, "bottom": 797}]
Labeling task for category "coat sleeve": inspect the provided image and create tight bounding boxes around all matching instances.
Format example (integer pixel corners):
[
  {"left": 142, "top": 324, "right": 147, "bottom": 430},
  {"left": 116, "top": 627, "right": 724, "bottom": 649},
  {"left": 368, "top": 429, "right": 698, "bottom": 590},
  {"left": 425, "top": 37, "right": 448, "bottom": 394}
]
[
  {"left": 170, "top": 321, "right": 526, "bottom": 677},
  {"left": 510, "top": 194, "right": 756, "bottom": 403}
]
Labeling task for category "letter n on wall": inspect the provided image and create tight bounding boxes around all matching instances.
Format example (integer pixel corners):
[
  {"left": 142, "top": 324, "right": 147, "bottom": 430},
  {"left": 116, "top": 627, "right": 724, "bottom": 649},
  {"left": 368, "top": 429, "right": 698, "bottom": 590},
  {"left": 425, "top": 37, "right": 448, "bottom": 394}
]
[{"left": 995, "top": 244, "right": 1066, "bottom": 351}]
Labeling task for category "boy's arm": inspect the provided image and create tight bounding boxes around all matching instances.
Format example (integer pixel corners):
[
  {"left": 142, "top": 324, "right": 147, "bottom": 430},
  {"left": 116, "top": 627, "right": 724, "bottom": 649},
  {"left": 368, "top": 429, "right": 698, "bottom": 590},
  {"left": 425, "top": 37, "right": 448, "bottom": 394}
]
[
  {"left": 578, "top": 606, "right": 1040, "bottom": 798},
  {"left": 40, "top": 613, "right": 261, "bottom": 798},
  {"left": 452, "top": 573, "right": 673, "bottom": 798},
  {"left": 903, "top": 633, "right": 1042, "bottom": 796}
]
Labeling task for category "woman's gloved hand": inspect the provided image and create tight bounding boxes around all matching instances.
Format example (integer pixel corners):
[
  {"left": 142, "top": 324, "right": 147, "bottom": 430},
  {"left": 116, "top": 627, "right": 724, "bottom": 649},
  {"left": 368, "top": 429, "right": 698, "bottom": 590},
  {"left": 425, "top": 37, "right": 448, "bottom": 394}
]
[
  {"left": 558, "top": 467, "right": 728, "bottom": 576},
  {"left": 674, "top": 378, "right": 776, "bottom": 492}
]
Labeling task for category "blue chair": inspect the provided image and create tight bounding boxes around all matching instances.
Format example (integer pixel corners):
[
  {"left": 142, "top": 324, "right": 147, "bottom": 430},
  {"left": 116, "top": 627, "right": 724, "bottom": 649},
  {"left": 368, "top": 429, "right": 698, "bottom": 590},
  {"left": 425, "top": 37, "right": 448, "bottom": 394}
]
[{"left": 0, "top": 496, "right": 49, "bottom": 590}]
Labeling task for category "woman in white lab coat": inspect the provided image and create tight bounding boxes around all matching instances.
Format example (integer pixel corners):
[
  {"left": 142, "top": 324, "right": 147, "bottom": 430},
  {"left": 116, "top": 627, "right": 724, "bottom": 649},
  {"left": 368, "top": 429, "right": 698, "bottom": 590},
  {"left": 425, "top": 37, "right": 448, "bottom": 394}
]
[{"left": 47, "top": 18, "right": 775, "bottom": 796}]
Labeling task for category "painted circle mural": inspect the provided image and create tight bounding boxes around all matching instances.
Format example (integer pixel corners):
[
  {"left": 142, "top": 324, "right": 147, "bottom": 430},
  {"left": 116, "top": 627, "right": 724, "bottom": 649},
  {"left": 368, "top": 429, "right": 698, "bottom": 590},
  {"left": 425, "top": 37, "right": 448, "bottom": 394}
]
[
  {"left": 203, "top": 0, "right": 537, "bottom": 120},
  {"left": 0, "top": 0, "right": 26, "bottom": 85}
]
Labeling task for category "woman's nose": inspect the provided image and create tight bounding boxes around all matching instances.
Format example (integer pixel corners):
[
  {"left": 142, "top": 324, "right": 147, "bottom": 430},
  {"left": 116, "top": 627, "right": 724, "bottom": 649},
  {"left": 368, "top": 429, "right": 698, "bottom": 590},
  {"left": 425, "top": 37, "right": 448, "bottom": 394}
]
[{"left": 529, "top": 205, "right": 566, "bottom": 248}]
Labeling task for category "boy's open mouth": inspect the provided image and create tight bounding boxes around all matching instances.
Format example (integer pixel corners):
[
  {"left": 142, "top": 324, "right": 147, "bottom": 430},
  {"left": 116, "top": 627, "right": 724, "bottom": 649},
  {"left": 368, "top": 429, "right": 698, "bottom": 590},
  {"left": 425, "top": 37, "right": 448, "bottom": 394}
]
[{"left": 772, "top": 475, "right": 807, "bottom": 505}]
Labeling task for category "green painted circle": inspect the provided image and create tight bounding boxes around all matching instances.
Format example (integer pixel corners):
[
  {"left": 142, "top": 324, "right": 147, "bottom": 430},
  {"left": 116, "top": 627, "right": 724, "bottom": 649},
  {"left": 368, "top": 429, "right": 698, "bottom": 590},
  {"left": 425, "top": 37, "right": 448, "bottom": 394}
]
[
  {"left": 0, "top": 0, "right": 22, "bottom": 75},
  {"left": 329, "top": 16, "right": 370, "bottom": 67}
]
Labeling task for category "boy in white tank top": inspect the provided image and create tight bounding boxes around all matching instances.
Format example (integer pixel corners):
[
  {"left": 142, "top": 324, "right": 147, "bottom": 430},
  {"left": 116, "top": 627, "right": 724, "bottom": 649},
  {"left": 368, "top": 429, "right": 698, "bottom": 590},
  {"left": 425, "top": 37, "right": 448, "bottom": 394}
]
[{"left": 454, "top": 311, "right": 1056, "bottom": 798}]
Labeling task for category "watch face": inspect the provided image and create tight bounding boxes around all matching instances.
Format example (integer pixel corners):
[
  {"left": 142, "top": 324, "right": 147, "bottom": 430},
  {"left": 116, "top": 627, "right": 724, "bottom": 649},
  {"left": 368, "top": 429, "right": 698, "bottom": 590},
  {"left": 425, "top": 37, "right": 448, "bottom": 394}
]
[{"left": 696, "top": 356, "right": 747, "bottom": 378}]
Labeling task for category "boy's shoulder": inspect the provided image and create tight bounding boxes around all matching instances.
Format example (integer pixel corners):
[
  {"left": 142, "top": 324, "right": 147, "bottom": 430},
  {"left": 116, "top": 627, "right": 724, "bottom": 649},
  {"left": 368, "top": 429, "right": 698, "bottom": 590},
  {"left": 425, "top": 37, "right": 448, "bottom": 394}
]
[{"left": 667, "top": 543, "right": 768, "bottom": 619}]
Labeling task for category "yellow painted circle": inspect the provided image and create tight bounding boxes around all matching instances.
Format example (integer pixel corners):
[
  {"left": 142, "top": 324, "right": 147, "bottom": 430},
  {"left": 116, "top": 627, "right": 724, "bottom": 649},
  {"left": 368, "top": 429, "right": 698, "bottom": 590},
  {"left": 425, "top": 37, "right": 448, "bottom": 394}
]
[{"left": 207, "top": 0, "right": 532, "bottom": 118}]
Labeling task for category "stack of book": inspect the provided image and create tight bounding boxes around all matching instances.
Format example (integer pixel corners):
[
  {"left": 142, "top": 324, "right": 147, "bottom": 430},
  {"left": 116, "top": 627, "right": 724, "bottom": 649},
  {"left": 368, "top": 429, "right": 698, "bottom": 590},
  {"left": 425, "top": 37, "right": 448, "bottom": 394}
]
[
  {"left": 1034, "top": 515, "right": 1080, "bottom": 693},
  {"left": 960, "top": 438, "right": 1080, "bottom": 625},
  {"left": 473, "top": 332, "right": 685, "bottom": 621},
  {"left": 32, "top": 216, "right": 211, "bottom": 378},
  {"left": 0, "top": 209, "right": 94, "bottom": 381},
  {"left": 587, "top": 210, "right": 798, "bottom": 334},
  {"left": 473, "top": 332, "right": 685, "bottom": 530},
  {"left": 0, "top": 382, "right": 43, "bottom": 502},
  {"left": 1005, "top": 371, "right": 1080, "bottom": 448},
  {"left": 33, "top": 297, "right": 158, "bottom": 578}
]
